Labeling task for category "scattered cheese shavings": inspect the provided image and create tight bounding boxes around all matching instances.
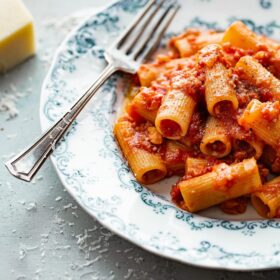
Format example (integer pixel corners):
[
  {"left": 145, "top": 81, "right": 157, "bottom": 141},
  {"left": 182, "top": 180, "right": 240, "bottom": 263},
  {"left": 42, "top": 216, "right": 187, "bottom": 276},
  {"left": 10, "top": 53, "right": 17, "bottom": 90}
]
[
  {"left": 25, "top": 202, "right": 37, "bottom": 211},
  {"left": 71, "top": 211, "right": 78, "bottom": 218},
  {"left": 0, "top": 82, "right": 30, "bottom": 120},
  {"left": 53, "top": 215, "right": 65, "bottom": 225},
  {"left": 6, "top": 133, "right": 17, "bottom": 139},
  {"left": 19, "top": 245, "right": 39, "bottom": 260},
  {"left": 124, "top": 248, "right": 133, "bottom": 253},
  {"left": 18, "top": 200, "right": 26, "bottom": 205},
  {"left": 124, "top": 269, "right": 134, "bottom": 279},
  {"left": 19, "top": 248, "right": 26, "bottom": 260},
  {"left": 16, "top": 275, "right": 27, "bottom": 280},
  {"left": 0, "top": 92, "right": 20, "bottom": 119}
]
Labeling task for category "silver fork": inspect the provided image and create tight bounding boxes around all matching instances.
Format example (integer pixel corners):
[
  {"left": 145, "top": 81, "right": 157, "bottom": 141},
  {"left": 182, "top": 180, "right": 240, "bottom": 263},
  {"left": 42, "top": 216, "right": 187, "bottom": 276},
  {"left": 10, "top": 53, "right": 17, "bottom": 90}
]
[{"left": 5, "top": 0, "right": 179, "bottom": 182}]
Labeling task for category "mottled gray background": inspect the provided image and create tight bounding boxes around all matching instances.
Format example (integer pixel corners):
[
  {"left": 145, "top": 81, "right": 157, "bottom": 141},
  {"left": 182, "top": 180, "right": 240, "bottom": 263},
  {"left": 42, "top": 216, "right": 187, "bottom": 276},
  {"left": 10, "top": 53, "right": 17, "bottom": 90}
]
[{"left": 1, "top": 0, "right": 280, "bottom": 279}]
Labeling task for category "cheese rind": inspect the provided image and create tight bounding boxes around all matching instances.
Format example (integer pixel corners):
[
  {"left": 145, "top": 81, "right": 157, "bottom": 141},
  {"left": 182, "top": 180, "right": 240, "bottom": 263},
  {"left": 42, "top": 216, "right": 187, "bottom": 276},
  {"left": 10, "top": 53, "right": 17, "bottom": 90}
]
[{"left": 0, "top": 0, "right": 35, "bottom": 73}]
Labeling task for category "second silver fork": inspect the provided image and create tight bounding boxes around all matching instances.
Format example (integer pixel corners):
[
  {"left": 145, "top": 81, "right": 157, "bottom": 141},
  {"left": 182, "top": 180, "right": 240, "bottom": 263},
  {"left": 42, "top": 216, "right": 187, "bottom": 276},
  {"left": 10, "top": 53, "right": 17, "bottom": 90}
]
[{"left": 5, "top": 0, "right": 179, "bottom": 182}]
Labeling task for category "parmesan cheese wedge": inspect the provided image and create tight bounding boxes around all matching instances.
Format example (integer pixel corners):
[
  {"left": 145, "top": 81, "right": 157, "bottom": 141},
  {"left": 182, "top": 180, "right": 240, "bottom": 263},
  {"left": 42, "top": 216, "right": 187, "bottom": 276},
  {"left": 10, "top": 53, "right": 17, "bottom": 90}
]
[{"left": 0, "top": 0, "right": 35, "bottom": 73}]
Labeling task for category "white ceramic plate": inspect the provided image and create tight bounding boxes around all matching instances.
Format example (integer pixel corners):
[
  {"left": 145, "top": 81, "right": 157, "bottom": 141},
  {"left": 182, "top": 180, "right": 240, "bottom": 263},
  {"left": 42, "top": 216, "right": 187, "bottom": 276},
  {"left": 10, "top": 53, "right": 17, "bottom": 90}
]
[{"left": 40, "top": 0, "right": 280, "bottom": 270}]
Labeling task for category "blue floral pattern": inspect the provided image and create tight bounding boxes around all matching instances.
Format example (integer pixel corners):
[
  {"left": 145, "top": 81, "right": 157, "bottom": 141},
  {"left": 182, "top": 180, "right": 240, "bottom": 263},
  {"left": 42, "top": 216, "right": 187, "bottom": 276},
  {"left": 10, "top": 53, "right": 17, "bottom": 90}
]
[
  {"left": 260, "top": 0, "right": 272, "bottom": 9},
  {"left": 40, "top": 0, "right": 280, "bottom": 270},
  {"left": 200, "top": 0, "right": 273, "bottom": 9}
]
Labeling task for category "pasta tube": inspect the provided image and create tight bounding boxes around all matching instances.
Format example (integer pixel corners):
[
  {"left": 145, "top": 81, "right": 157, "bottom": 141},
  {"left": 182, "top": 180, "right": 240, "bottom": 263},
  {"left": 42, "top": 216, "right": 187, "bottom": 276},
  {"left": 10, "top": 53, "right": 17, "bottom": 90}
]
[
  {"left": 173, "top": 37, "right": 192, "bottom": 57},
  {"left": 251, "top": 176, "right": 280, "bottom": 218},
  {"left": 185, "top": 157, "right": 210, "bottom": 177},
  {"left": 155, "top": 89, "right": 196, "bottom": 140},
  {"left": 163, "top": 141, "right": 189, "bottom": 175},
  {"left": 173, "top": 31, "right": 223, "bottom": 57},
  {"left": 233, "top": 137, "right": 264, "bottom": 159},
  {"left": 114, "top": 120, "right": 167, "bottom": 184},
  {"left": 205, "top": 62, "right": 238, "bottom": 116},
  {"left": 222, "top": 21, "right": 261, "bottom": 51},
  {"left": 200, "top": 116, "right": 232, "bottom": 158},
  {"left": 137, "top": 64, "right": 161, "bottom": 87},
  {"left": 238, "top": 99, "right": 280, "bottom": 148},
  {"left": 178, "top": 158, "right": 262, "bottom": 212},
  {"left": 129, "top": 87, "right": 162, "bottom": 122},
  {"left": 236, "top": 56, "right": 280, "bottom": 101}
]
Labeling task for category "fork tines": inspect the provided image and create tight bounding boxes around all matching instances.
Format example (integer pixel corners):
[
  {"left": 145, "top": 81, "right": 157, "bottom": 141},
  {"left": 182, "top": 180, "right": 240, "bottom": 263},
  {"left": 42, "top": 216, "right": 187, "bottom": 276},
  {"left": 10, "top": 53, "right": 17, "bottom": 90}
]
[{"left": 114, "top": 0, "right": 180, "bottom": 61}]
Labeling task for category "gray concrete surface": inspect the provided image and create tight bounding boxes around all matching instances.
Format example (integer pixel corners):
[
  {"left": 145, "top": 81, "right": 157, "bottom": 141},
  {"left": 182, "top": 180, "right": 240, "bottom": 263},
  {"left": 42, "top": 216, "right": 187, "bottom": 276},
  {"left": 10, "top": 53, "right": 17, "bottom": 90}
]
[{"left": 1, "top": 0, "right": 280, "bottom": 279}]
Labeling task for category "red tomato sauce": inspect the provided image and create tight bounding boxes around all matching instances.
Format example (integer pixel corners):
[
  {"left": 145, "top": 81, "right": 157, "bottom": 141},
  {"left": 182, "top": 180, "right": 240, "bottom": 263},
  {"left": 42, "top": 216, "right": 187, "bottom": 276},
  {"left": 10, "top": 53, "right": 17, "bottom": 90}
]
[
  {"left": 160, "top": 119, "right": 182, "bottom": 138},
  {"left": 182, "top": 109, "right": 206, "bottom": 145},
  {"left": 219, "top": 197, "right": 249, "bottom": 215}
]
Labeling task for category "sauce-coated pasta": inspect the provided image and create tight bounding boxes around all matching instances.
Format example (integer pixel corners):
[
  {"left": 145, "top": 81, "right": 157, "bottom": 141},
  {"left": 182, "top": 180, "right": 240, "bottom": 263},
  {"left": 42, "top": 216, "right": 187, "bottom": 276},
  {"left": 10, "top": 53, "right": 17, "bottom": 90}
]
[{"left": 114, "top": 21, "right": 280, "bottom": 217}]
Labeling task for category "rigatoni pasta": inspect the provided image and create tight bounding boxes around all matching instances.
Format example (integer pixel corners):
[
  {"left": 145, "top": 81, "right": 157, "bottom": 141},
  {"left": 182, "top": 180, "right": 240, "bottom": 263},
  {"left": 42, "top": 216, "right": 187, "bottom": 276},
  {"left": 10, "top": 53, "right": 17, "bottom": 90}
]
[
  {"left": 128, "top": 87, "right": 160, "bottom": 122},
  {"left": 171, "top": 29, "right": 223, "bottom": 57},
  {"left": 232, "top": 136, "right": 264, "bottom": 160},
  {"left": 185, "top": 157, "right": 210, "bottom": 177},
  {"left": 238, "top": 99, "right": 280, "bottom": 148},
  {"left": 178, "top": 158, "right": 261, "bottom": 212},
  {"left": 155, "top": 89, "right": 196, "bottom": 139},
  {"left": 137, "top": 63, "right": 161, "bottom": 87},
  {"left": 113, "top": 20, "right": 280, "bottom": 218},
  {"left": 236, "top": 56, "right": 280, "bottom": 101},
  {"left": 222, "top": 21, "right": 262, "bottom": 51},
  {"left": 114, "top": 119, "right": 167, "bottom": 184},
  {"left": 205, "top": 62, "right": 238, "bottom": 116},
  {"left": 251, "top": 177, "right": 280, "bottom": 218},
  {"left": 163, "top": 141, "right": 189, "bottom": 175},
  {"left": 200, "top": 116, "right": 231, "bottom": 158}
]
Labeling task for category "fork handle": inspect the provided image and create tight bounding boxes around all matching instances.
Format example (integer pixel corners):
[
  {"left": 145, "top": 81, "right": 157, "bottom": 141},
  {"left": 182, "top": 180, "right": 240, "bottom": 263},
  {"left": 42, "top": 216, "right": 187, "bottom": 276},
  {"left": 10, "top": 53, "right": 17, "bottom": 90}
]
[{"left": 5, "top": 63, "right": 117, "bottom": 182}]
